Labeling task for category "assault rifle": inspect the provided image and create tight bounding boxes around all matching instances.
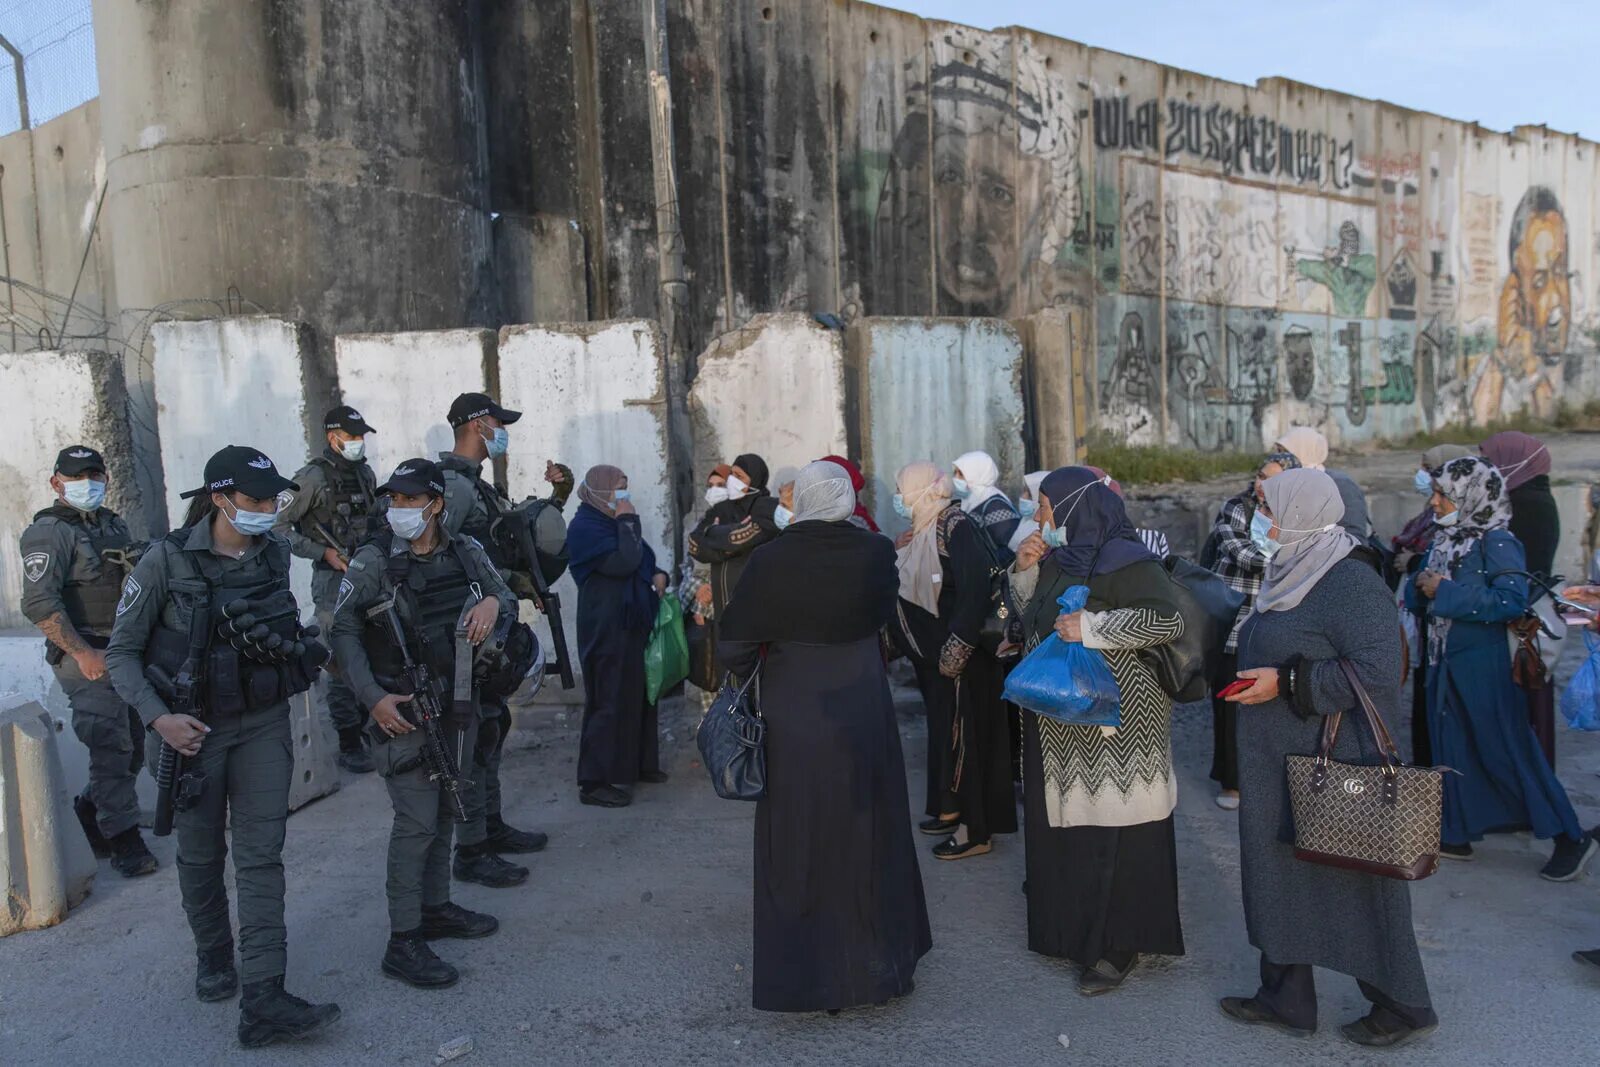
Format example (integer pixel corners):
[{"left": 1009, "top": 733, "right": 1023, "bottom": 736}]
[
  {"left": 367, "top": 597, "right": 470, "bottom": 820},
  {"left": 499, "top": 504, "right": 575, "bottom": 690},
  {"left": 148, "top": 597, "right": 212, "bottom": 837}
]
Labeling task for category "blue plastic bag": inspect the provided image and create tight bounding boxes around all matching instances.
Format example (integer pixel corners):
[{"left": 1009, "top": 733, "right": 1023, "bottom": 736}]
[
  {"left": 1560, "top": 629, "right": 1600, "bottom": 731},
  {"left": 1001, "top": 586, "right": 1121, "bottom": 727}
]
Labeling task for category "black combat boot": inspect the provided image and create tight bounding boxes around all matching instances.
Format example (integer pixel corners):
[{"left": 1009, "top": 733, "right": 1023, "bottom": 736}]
[
  {"left": 484, "top": 814, "right": 548, "bottom": 854},
  {"left": 452, "top": 844, "right": 529, "bottom": 887},
  {"left": 108, "top": 827, "right": 159, "bottom": 877},
  {"left": 73, "top": 794, "right": 111, "bottom": 857},
  {"left": 196, "top": 944, "right": 239, "bottom": 1002},
  {"left": 237, "top": 976, "right": 341, "bottom": 1048},
  {"left": 381, "top": 931, "right": 460, "bottom": 988},
  {"left": 336, "top": 727, "right": 375, "bottom": 774},
  {"left": 419, "top": 901, "right": 499, "bottom": 940}
]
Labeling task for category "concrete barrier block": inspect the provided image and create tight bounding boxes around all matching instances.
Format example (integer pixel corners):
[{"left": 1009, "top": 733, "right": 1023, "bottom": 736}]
[
  {"left": 689, "top": 313, "right": 851, "bottom": 490},
  {"left": 333, "top": 329, "right": 496, "bottom": 472},
  {"left": 0, "top": 702, "right": 98, "bottom": 936},
  {"left": 0, "top": 350, "right": 134, "bottom": 629},
  {"left": 1017, "top": 306, "right": 1089, "bottom": 470},
  {"left": 497, "top": 320, "right": 674, "bottom": 700},
  {"left": 286, "top": 685, "right": 340, "bottom": 812},
  {"left": 848, "top": 318, "right": 1027, "bottom": 533},
  {"left": 151, "top": 317, "right": 325, "bottom": 613}
]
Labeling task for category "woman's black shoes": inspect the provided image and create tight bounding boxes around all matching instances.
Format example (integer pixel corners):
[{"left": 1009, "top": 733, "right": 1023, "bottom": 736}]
[
  {"left": 1218, "top": 996, "right": 1314, "bottom": 1037},
  {"left": 1439, "top": 843, "right": 1474, "bottom": 861},
  {"left": 580, "top": 785, "right": 633, "bottom": 808},
  {"left": 1339, "top": 1011, "right": 1438, "bottom": 1048},
  {"left": 932, "top": 837, "right": 991, "bottom": 861},
  {"left": 918, "top": 815, "right": 961, "bottom": 836},
  {"left": 1574, "top": 948, "right": 1600, "bottom": 969},
  {"left": 639, "top": 770, "right": 670, "bottom": 784},
  {"left": 1077, "top": 955, "right": 1139, "bottom": 997},
  {"left": 1539, "top": 833, "right": 1598, "bottom": 882}
]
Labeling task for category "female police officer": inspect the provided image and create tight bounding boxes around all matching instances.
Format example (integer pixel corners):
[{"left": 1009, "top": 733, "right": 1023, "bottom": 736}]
[
  {"left": 106, "top": 445, "right": 341, "bottom": 1049},
  {"left": 330, "top": 458, "right": 511, "bottom": 989}
]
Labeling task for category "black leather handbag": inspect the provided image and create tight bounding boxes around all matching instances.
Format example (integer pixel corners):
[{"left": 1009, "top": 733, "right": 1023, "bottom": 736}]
[
  {"left": 696, "top": 666, "right": 767, "bottom": 801},
  {"left": 1140, "top": 556, "right": 1244, "bottom": 702},
  {"left": 972, "top": 523, "right": 1022, "bottom": 660}
]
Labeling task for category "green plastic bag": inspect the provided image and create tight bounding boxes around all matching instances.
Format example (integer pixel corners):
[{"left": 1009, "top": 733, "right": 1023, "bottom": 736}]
[{"left": 645, "top": 594, "right": 691, "bottom": 704}]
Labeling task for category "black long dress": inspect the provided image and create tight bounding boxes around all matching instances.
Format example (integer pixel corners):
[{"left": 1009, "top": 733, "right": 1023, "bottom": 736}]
[
  {"left": 719, "top": 520, "right": 931, "bottom": 1013},
  {"left": 573, "top": 511, "right": 664, "bottom": 788},
  {"left": 889, "top": 504, "right": 1017, "bottom": 846}
]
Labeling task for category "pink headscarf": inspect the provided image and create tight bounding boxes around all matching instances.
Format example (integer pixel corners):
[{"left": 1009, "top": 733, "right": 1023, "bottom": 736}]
[{"left": 1480, "top": 431, "right": 1550, "bottom": 491}]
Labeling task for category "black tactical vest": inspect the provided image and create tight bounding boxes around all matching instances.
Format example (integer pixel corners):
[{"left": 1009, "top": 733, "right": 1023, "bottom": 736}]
[
  {"left": 361, "top": 531, "right": 488, "bottom": 685},
  {"left": 144, "top": 531, "right": 313, "bottom": 713},
  {"left": 306, "top": 454, "right": 377, "bottom": 563},
  {"left": 34, "top": 504, "right": 136, "bottom": 635}
]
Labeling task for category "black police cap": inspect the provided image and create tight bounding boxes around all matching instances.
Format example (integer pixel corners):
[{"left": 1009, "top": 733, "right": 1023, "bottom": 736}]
[
  {"left": 324, "top": 405, "right": 376, "bottom": 435},
  {"left": 376, "top": 458, "right": 446, "bottom": 498},
  {"left": 180, "top": 445, "right": 300, "bottom": 500},
  {"left": 447, "top": 392, "right": 521, "bottom": 429},
  {"left": 55, "top": 445, "right": 106, "bottom": 477}
]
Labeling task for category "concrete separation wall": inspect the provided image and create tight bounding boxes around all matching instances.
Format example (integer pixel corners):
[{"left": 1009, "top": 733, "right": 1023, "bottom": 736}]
[
  {"left": 497, "top": 320, "right": 674, "bottom": 694},
  {"left": 849, "top": 318, "right": 1027, "bottom": 533},
  {"left": 151, "top": 317, "right": 326, "bottom": 613},
  {"left": 333, "top": 329, "right": 495, "bottom": 474},
  {"left": 0, "top": 350, "right": 134, "bottom": 630},
  {"left": 688, "top": 313, "right": 852, "bottom": 492}
]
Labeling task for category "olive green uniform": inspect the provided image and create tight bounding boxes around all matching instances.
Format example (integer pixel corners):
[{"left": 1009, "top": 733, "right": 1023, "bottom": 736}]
[
  {"left": 274, "top": 448, "right": 379, "bottom": 735},
  {"left": 330, "top": 529, "right": 512, "bottom": 931},
  {"left": 19, "top": 504, "right": 144, "bottom": 837},
  {"left": 106, "top": 523, "right": 312, "bottom": 986}
]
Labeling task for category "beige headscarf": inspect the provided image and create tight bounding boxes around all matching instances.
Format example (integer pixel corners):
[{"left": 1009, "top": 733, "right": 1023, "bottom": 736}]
[
  {"left": 1422, "top": 443, "right": 1472, "bottom": 472},
  {"left": 895, "top": 461, "right": 952, "bottom": 615},
  {"left": 1275, "top": 426, "right": 1329, "bottom": 472},
  {"left": 578, "top": 464, "right": 626, "bottom": 513}
]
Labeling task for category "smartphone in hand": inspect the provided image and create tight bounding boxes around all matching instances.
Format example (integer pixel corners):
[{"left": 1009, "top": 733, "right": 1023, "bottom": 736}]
[{"left": 1218, "top": 678, "right": 1255, "bottom": 699}]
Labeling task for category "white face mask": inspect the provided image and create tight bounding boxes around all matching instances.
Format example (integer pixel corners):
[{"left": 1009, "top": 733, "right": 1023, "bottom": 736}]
[
  {"left": 339, "top": 439, "right": 366, "bottom": 462},
  {"left": 726, "top": 475, "right": 749, "bottom": 498},
  {"left": 388, "top": 502, "right": 436, "bottom": 541},
  {"left": 62, "top": 477, "right": 106, "bottom": 512},
  {"left": 704, "top": 486, "right": 729, "bottom": 506}
]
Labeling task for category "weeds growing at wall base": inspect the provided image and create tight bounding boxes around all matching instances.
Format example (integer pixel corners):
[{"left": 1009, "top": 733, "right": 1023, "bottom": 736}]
[
  {"left": 1082, "top": 437, "right": 1259, "bottom": 486},
  {"left": 1391, "top": 401, "right": 1600, "bottom": 451}
]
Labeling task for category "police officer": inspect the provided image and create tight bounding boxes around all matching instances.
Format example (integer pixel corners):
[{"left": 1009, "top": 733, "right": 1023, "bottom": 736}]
[
  {"left": 106, "top": 445, "right": 340, "bottom": 1049},
  {"left": 331, "top": 458, "right": 508, "bottom": 988},
  {"left": 437, "top": 392, "right": 567, "bottom": 886},
  {"left": 19, "top": 445, "right": 156, "bottom": 877},
  {"left": 275, "top": 404, "right": 381, "bottom": 773}
]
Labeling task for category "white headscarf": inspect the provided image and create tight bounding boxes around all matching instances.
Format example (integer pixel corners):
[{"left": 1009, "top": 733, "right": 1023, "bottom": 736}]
[
  {"left": 1007, "top": 470, "right": 1051, "bottom": 552},
  {"left": 791, "top": 460, "right": 856, "bottom": 523},
  {"left": 895, "top": 462, "right": 952, "bottom": 615},
  {"left": 952, "top": 450, "right": 1006, "bottom": 513},
  {"left": 1253, "top": 469, "right": 1358, "bottom": 613}
]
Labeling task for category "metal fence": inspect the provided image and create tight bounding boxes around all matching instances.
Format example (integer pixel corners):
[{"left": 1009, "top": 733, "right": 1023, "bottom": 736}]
[{"left": 0, "top": 0, "right": 98, "bottom": 135}]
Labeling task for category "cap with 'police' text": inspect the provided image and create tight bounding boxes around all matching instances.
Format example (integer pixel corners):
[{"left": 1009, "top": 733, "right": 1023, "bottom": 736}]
[
  {"left": 376, "top": 458, "right": 446, "bottom": 498},
  {"left": 180, "top": 445, "right": 300, "bottom": 500},
  {"left": 447, "top": 392, "right": 521, "bottom": 429},
  {"left": 324, "top": 405, "right": 377, "bottom": 435}
]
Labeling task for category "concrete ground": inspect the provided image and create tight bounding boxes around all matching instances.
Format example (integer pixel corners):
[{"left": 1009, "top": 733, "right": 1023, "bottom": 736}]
[{"left": 2, "top": 677, "right": 1596, "bottom": 1066}]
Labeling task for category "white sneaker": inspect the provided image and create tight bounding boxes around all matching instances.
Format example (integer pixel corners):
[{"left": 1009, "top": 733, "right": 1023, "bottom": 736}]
[{"left": 1215, "top": 792, "right": 1241, "bottom": 811}]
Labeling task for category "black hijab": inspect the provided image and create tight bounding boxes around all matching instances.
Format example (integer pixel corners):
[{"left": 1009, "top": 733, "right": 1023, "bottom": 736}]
[
  {"left": 708, "top": 452, "right": 777, "bottom": 526},
  {"left": 717, "top": 520, "right": 899, "bottom": 644},
  {"left": 1041, "top": 466, "right": 1156, "bottom": 578}
]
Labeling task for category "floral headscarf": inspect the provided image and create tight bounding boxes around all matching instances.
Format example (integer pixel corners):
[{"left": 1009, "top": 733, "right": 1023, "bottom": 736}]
[{"left": 1423, "top": 455, "right": 1511, "bottom": 662}]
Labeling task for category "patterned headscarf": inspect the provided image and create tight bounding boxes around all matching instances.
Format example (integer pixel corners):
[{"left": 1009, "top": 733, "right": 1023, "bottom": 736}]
[
  {"left": 895, "top": 462, "right": 953, "bottom": 615},
  {"left": 1423, "top": 456, "right": 1512, "bottom": 662}
]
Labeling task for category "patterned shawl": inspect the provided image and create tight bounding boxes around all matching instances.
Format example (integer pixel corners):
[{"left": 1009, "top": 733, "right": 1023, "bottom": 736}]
[{"left": 1423, "top": 455, "right": 1511, "bottom": 662}]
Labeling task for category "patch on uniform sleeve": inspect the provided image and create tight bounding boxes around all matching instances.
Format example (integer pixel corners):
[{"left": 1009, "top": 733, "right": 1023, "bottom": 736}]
[
  {"left": 276, "top": 489, "right": 295, "bottom": 511},
  {"left": 335, "top": 578, "right": 355, "bottom": 613},
  {"left": 116, "top": 576, "right": 142, "bottom": 616},
  {"left": 22, "top": 552, "right": 50, "bottom": 583}
]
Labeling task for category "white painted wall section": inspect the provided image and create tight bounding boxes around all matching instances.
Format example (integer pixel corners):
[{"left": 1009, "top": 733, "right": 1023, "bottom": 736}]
[
  {"left": 851, "top": 318, "right": 1027, "bottom": 533},
  {"left": 497, "top": 321, "right": 673, "bottom": 695},
  {"left": 688, "top": 313, "right": 850, "bottom": 491},
  {"left": 333, "top": 329, "right": 494, "bottom": 475}
]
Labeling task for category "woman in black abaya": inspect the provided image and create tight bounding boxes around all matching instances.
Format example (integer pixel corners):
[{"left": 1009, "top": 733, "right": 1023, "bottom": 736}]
[{"left": 718, "top": 461, "right": 931, "bottom": 1014}]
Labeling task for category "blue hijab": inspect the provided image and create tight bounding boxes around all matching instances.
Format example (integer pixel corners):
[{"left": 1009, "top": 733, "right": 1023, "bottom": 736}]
[
  {"left": 1040, "top": 466, "right": 1156, "bottom": 579},
  {"left": 567, "top": 501, "right": 659, "bottom": 629}
]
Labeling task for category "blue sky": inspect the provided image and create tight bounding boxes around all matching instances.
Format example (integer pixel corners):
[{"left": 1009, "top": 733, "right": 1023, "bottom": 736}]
[{"left": 890, "top": 0, "right": 1598, "bottom": 138}]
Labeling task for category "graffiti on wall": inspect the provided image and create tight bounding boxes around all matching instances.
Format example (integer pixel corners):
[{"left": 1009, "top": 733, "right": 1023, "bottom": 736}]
[
  {"left": 1093, "top": 94, "right": 1356, "bottom": 188},
  {"left": 1120, "top": 163, "right": 1278, "bottom": 308}
]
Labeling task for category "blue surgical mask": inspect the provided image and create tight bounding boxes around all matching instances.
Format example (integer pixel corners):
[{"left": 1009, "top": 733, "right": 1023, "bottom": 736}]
[
  {"left": 223, "top": 498, "right": 278, "bottom": 537},
  {"left": 387, "top": 504, "right": 433, "bottom": 541},
  {"left": 62, "top": 478, "right": 105, "bottom": 512},
  {"left": 1413, "top": 468, "right": 1432, "bottom": 495},
  {"left": 892, "top": 493, "right": 912, "bottom": 519},
  {"left": 1249, "top": 510, "right": 1280, "bottom": 557},
  {"left": 482, "top": 426, "right": 509, "bottom": 458},
  {"left": 952, "top": 477, "right": 971, "bottom": 498},
  {"left": 1018, "top": 498, "right": 1038, "bottom": 520},
  {"left": 1041, "top": 523, "right": 1067, "bottom": 548},
  {"left": 340, "top": 439, "right": 366, "bottom": 462},
  {"left": 1433, "top": 508, "right": 1459, "bottom": 528},
  {"left": 613, "top": 489, "right": 631, "bottom": 504},
  {"left": 774, "top": 505, "right": 794, "bottom": 530}
]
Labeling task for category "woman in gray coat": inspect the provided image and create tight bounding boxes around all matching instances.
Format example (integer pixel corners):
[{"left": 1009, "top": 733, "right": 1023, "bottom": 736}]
[{"left": 1220, "top": 469, "right": 1436, "bottom": 1049}]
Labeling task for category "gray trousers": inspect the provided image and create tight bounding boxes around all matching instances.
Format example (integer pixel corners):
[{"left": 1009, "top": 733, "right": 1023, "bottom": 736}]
[
  {"left": 147, "top": 705, "right": 292, "bottom": 984},
  {"left": 378, "top": 715, "right": 478, "bottom": 931},
  {"left": 57, "top": 654, "right": 145, "bottom": 837},
  {"left": 314, "top": 571, "right": 365, "bottom": 735},
  {"left": 456, "top": 701, "right": 508, "bottom": 848}
]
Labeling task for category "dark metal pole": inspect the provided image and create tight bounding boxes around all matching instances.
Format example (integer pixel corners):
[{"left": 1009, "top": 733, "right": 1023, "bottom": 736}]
[{"left": 0, "top": 34, "right": 27, "bottom": 131}]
